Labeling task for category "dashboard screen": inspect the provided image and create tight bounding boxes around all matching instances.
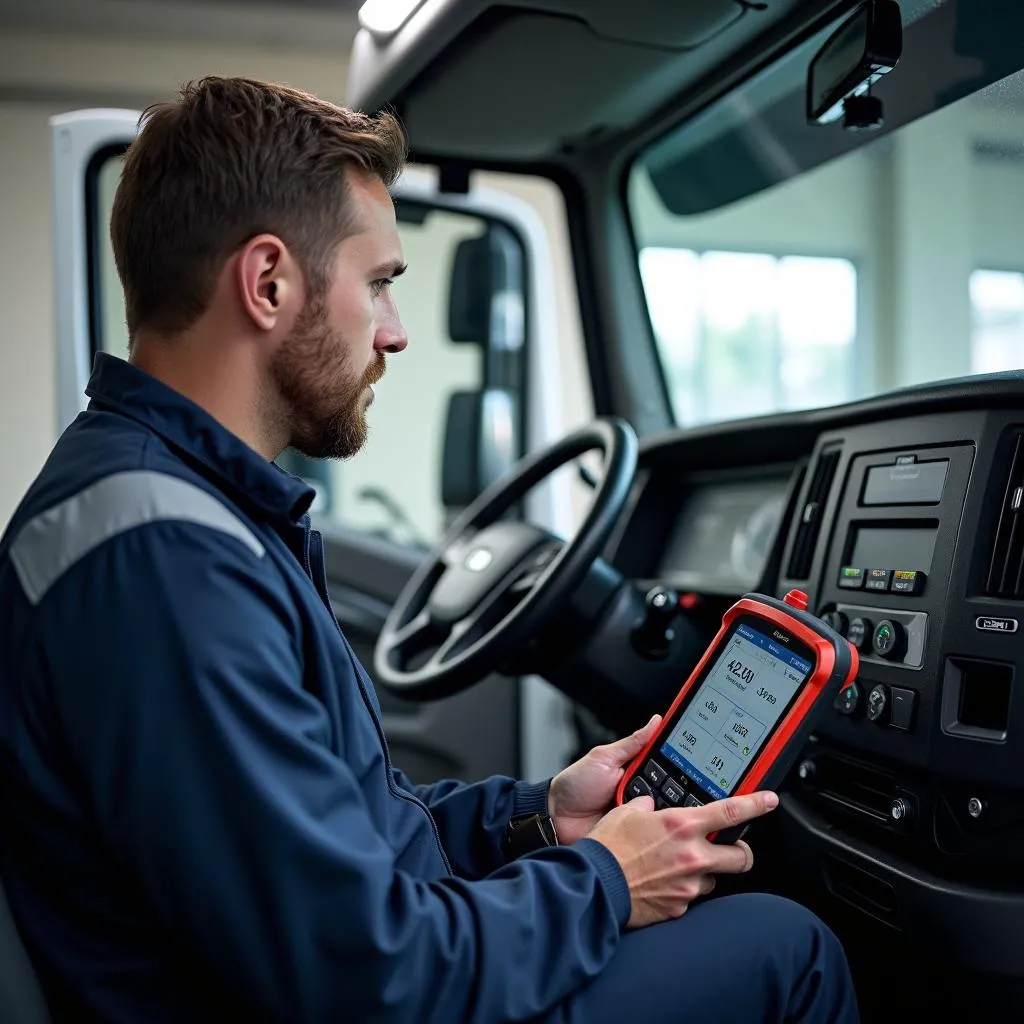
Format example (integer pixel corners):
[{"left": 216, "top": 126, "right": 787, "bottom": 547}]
[
  {"left": 849, "top": 524, "right": 936, "bottom": 573},
  {"left": 659, "top": 477, "right": 789, "bottom": 593},
  {"left": 661, "top": 622, "right": 813, "bottom": 800}
]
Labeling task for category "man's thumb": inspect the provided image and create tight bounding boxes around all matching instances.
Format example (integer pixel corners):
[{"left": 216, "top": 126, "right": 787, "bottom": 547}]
[{"left": 610, "top": 714, "right": 662, "bottom": 762}]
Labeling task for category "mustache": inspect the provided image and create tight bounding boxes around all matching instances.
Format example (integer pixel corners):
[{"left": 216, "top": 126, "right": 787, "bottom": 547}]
[{"left": 363, "top": 355, "right": 386, "bottom": 387}]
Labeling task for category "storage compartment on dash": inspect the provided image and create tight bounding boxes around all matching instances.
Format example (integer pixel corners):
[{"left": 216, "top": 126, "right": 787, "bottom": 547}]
[
  {"left": 941, "top": 657, "right": 1014, "bottom": 742},
  {"left": 861, "top": 457, "right": 949, "bottom": 506}
]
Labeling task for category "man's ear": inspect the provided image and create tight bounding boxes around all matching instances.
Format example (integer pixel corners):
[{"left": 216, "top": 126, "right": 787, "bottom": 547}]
[{"left": 235, "top": 234, "right": 302, "bottom": 332}]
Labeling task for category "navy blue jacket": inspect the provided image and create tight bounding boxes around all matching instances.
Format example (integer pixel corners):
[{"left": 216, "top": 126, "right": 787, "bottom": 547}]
[{"left": 0, "top": 354, "right": 630, "bottom": 1023}]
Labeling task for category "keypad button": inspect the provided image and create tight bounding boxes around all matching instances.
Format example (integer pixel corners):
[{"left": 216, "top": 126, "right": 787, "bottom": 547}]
[
  {"left": 625, "top": 776, "right": 654, "bottom": 801},
  {"left": 642, "top": 760, "right": 667, "bottom": 789},
  {"left": 660, "top": 778, "right": 685, "bottom": 805},
  {"left": 684, "top": 794, "right": 704, "bottom": 808}
]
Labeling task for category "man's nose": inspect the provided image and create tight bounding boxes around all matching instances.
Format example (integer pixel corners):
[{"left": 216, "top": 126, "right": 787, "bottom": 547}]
[{"left": 375, "top": 305, "right": 408, "bottom": 353}]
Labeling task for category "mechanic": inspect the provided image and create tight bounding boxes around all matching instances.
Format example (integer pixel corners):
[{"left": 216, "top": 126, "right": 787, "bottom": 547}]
[{"left": 0, "top": 77, "right": 858, "bottom": 1024}]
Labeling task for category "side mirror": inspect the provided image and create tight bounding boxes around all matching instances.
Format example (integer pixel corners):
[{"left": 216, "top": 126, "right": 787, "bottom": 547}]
[
  {"left": 807, "top": 0, "right": 902, "bottom": 130},
  {"left": 448, "top": 225, "right": 525, "bottom": 350},
  {"left": 441, "top": 389, "right": 519, "bottom": 512}
]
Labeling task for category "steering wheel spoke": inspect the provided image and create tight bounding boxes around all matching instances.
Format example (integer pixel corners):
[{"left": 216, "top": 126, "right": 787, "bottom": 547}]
[{"left": 390, "top": 611, "right": 437, "bottom": 662}]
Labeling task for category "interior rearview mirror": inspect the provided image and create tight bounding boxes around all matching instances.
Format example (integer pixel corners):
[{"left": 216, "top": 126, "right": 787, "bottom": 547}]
[{"left": 807, "top": 0, "right": 902, "bottom": 130}]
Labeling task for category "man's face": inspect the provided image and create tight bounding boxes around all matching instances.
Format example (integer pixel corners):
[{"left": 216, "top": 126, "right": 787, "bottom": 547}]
[{"left": 271, "top": 169, "right": 408, "bottom": 460}]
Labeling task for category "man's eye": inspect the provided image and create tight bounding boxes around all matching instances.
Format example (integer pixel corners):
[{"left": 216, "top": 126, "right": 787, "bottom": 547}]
[{"left": 371, "top": 278, "right": 393, "bottom": 297}]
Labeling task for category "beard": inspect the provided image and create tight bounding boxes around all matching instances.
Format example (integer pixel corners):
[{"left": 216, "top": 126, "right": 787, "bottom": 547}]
[{"left": 270, "top": 295, "right": 386, "bottom": 461}]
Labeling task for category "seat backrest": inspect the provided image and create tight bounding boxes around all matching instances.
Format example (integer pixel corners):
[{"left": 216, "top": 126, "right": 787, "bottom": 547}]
[{"left": 0, "top": 877, "right": 51, "bottom": 1024}]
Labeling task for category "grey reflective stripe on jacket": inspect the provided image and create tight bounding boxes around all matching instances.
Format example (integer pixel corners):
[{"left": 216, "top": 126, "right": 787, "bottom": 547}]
[{"left": 9, "top": 470, "right": 265, "bottom": 605}]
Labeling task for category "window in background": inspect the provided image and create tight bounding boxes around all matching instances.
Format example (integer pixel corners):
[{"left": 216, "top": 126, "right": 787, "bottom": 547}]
[
  {"left": 639, "top": 248, "right": 857, "bottom": 427},
  {"left": 970, "top": 270, "right": 1024, "bottom": 375}
]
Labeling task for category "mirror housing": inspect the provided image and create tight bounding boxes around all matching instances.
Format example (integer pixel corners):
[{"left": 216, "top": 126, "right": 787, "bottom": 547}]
[
  {"left": 448, "top": 225, "right": 525, "bottom": 350},
  {"left": 441, "top": 389, "right": 519, "bottom": 512},
  {"left": 807, "top": 0, "right": 902, "bottom": 129}
]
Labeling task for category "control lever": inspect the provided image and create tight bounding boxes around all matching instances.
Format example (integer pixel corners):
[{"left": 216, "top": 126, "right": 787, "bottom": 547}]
[{"left": 632, "top": 585, "right": 680, "bottom": 659}]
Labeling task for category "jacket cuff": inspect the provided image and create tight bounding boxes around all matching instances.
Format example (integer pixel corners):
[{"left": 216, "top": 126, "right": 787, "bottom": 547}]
[
  {"left": 572, "top": 838, "right": 632, "bottom": 929},
  {"left": 512, "top": 778, "right": 552, "bottom": 819}
]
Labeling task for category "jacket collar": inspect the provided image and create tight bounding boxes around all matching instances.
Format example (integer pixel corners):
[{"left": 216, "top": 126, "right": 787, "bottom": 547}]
[{"left": 85, "top": 353, "right": 315, "bottom": 524}]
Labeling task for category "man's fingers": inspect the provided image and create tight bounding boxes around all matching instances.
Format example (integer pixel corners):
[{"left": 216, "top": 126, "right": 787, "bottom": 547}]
[
  {"left": 623, "top": 794, "right": 656, "bottom": 814},
  {"left": 705, "top": 838, "right": 754, "bottom": 875},
  {"left": 694, "top": 791, "right": 779, "bottom": 834}
]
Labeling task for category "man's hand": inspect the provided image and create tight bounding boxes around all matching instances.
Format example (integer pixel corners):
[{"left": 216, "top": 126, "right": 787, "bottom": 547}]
[
  {"left": 547, "top": 715, "right": 662, "bottom": 846},
  {"left": 587, "top": 791, "right": 779, "bottom": 929}
]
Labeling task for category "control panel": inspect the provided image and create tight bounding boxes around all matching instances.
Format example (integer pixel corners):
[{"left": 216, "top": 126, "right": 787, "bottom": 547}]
[{"left": 820, "top": 603, "right": 927, "bottom": 668}]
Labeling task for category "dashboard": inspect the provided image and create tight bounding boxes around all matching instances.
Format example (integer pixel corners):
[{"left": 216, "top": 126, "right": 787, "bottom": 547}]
[{"left": 566, "top": 371, "right": 1024, "bottom": 984}]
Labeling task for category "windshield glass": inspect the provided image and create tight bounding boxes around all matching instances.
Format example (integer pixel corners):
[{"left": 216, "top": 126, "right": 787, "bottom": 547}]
[{"left": 628, "top": 0, "right": 1024, "bottom": 427}]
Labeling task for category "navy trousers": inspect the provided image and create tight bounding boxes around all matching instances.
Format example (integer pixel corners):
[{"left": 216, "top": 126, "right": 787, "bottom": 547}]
[{"left": 546, "top": 893, "right": 859, "bottom": 1024}]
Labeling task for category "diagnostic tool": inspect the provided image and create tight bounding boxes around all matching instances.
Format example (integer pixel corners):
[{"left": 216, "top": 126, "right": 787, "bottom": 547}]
[{"left": 617, "top": 590, "right": 858, "bottom": 843}]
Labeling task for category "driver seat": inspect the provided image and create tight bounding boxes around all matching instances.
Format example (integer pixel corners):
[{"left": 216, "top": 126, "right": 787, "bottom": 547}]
[{"left": 0, "top": 875, "right": 51, "bottom": 1023}]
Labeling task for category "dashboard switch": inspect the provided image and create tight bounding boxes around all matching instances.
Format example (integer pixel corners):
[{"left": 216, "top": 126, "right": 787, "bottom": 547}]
[
  {"left": 889, "top": 687, "right": 916, "bottom": 731},
  {"left": 834, "top": 680, "right": 861, "bottom": 716},
  {"left": 847, "top": 617, "right": 872, "bottom": 651},
  {"left": 866, "top": 684, "right": 889, "bottom": 722},
  {"left": 865, "top": 569, "right": 892, "bottom": 592},
  {"left": 821, "top": 609, "right": 849, "bottom": 636},
  {"left": 891, "top": 570, "right": 925, "bottom": 595},
  {"left": 839, "top": 567, "right": 865, "bottom": 589},
  {"left": 872, "top": 619, "right": 906, "bottom": 660}
]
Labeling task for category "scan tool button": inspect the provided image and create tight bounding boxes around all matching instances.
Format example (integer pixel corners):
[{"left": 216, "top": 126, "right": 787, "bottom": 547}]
[
  {"left": 643, "top": 760, "right": 667, "bottom": 789},
  {"left": 660, "top": 778, "right": 685, "bottom": 805},
  {"left": 684, "top": 794, "right": 704, "bottom": 808},
  {"left": 626, "top": 776, "right": 654, "bottom": 801}
]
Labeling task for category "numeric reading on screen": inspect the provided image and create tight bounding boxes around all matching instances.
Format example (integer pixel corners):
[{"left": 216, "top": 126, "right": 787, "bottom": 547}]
[{"left": 660, "top": 623, "right": 813, "bottom": 799}]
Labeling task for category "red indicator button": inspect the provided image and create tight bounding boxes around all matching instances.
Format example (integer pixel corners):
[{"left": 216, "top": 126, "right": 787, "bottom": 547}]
[{"left": 784, "top": 589, "right": 809, "bottom": 610}]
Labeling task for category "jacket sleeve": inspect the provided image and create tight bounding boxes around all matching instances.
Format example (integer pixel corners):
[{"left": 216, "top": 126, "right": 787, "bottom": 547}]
[
  {"left": 42, "top": 522, "right": 630, "bottom": 1024},
  {"left": 391, "top": 769, "right": 553, "bottom": 880}
]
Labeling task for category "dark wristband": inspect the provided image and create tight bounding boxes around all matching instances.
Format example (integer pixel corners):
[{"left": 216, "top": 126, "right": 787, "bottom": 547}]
[{"left": 503, "top": 812, "right": 559, "bottom": 859}]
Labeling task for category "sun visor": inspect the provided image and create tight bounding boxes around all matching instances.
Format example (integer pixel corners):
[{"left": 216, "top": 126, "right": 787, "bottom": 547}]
[{"left": 351, "top": 0, "right": 756, "bottom": 162}]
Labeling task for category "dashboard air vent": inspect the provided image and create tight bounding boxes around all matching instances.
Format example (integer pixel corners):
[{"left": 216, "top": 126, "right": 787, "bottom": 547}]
[
  {"left": 786, "top": 447, "right": 841, "bottom": 580},
  {"left": 985, "top": 434, "right": 1024, "bottom": 598}
]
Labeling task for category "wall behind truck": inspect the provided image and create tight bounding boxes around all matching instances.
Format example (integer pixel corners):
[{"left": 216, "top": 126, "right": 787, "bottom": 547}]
[
  {"left": 0, "top": 22, "right": 591, "bottom": 530},
  {"left": 0, "top": 25, "right": 353, "bottom": 527}
]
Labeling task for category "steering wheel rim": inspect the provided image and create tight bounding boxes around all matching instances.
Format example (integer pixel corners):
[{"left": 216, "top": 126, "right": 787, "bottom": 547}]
[{"left": 373, "top": 417, "right": 638, "bottom": 700}]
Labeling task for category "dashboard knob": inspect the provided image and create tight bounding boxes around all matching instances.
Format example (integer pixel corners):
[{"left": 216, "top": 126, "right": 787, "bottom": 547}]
[
  {"left": 889, "top": 797, "right": 909, "bottom": 823},
  {"left": 821, "top": 609, "right": 849, "bottom": 636},
  {"left": 846, "top": 616, "right": 872, "bottom": 651},
  {"left": 834, "top": 680, "right": 861, "bottom": 716},
  {"left": 866, "top": 683, "right": 889, "bottom": 722},
  {"left": 872, "top": 619, "right": 906, "bottom": 660}
]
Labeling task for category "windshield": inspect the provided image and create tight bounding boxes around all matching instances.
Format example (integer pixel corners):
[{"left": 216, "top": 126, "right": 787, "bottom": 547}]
[{"left": 628, "top": 0, "right": 1024, "bottom": 427}]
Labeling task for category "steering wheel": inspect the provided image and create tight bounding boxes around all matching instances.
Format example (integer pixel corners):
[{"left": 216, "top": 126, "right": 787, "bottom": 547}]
[{"left": 374, "top": 418, "right": 638, "bottom": 700}]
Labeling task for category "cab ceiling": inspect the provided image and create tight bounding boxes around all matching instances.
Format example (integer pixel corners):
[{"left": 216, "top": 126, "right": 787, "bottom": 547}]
[{"left": 357, "top": 0, "right": 835, "bottom": 163}]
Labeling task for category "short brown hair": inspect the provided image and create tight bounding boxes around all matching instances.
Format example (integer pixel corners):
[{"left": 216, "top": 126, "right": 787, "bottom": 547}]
[{"left": 110, "top": 76, "right": 407, "bottom": 338}]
